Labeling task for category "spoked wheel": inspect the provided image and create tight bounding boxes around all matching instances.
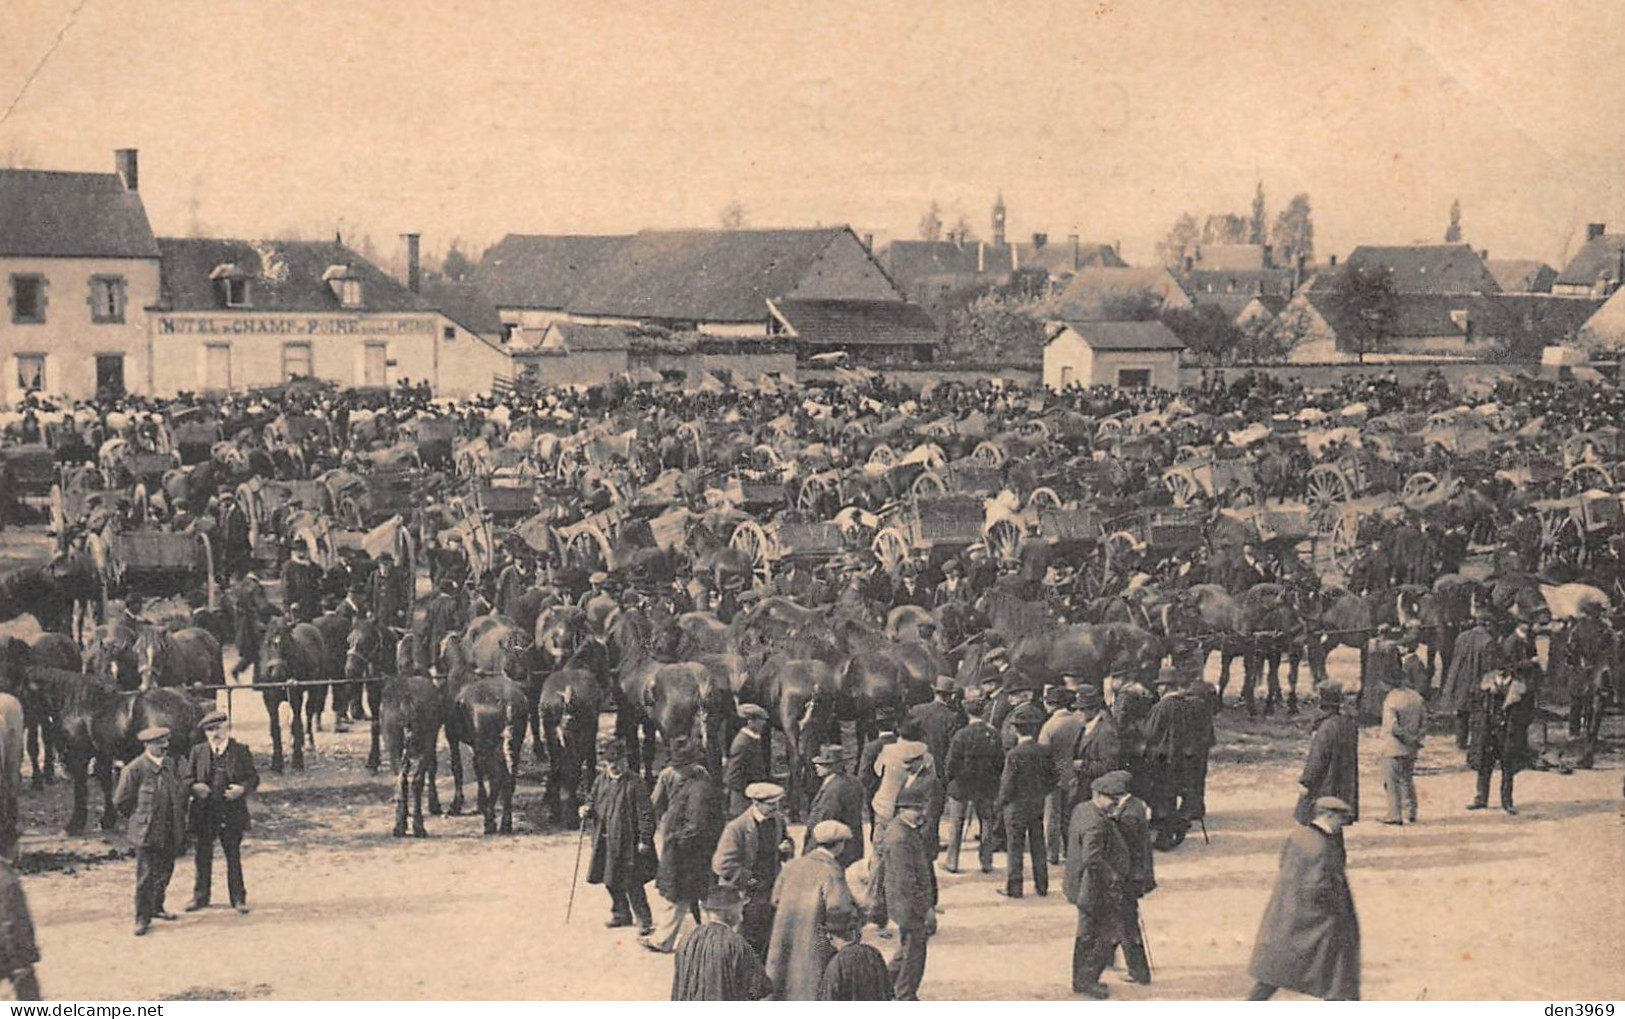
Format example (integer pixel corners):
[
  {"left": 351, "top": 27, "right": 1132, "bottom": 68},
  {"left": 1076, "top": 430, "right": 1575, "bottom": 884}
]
[
  {"left": 871, "top": 527, "right": 911, "bottom": 573},
  {"left": 1163, "top": 468, "right": 1200, "bottom": 507},
  {"left": 1330, "top": 512, "right": 1360, "bottom": 577},
  {"left": 1026, "top": 486, "right": 1063, "bottom": 512},
  {"left": 1563, "top": 462, "right": 1613, "bottom": 496},
  {"left": 971, "top": 441, "right": 1006, "bottom": 468},
  {"left": 797, "top": 475, "right": 831, "bottom": 514},
  {"left": 1098, "top": 531, "right": 1138, "bottom": 594},
  {"left": 1402, "top": 471, "right": 1440, "bottom": 503},
  {"left": 729, "top": 520, "right": 773, "bottom": 584},
  {"left": 1305, "top": 465, "right": 1352, "bottom": 533},
  {"left": 911, "top": 471, "right": 947, "bottom": 500},
  {"left": 985, "top": 519, "right": 1023, "bottom": 563},
  {"left": 868, "top": 444, "right": 898, "bottom": 469}
]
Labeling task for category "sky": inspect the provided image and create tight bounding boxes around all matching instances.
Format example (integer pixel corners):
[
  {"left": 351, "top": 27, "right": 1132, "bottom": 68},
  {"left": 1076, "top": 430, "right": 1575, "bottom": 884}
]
[{"left": 2, "top": 0, "right": 1621, "bottom": 270}]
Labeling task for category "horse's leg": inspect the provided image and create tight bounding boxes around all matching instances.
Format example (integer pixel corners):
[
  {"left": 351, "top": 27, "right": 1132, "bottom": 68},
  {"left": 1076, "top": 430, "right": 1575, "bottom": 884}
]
[
  {"left": 24, "top": 712, "right": 40, "bottom": 790},
  {"left": 410, "top": 750, "right": 430, "bottom": 837},
  {"left": 290, "top": 690, "right": 306, "bottom": 771},
  {"left": 501, "top": 718, "right": 521, "bottom": 834},
  {"left": 95, "top": 753, "right": 117, "bottom": 831},
  {"left": 426, "top": 734, "right": 444, "bottom": 817},
  {"left": 641, "top": 717, "right": 658, "bottom": 784},
  {"left": 473, "top": 741, "right": 493, "bottom": 834},
  {"left": 1286, "top": 646, "right": 1303, "bottom": 715},
  {"left": 615, "top": 702, "right": 641, "bottom": 776},
  {"left": 1241, "top": 650, "right": 1258, "bottom": 718},
  {"left": 366, "top": 685, "right": 382, "bottom": 773},
  {"left": 392, "top": 751, "right": 411, "bottom": 837},
  {"left": 447, "top": 728, "right": 466, "bottom": 815},
  {"left": 528, "top": 687, "right": 547, "bottom": 766},
  {"left": 64, "top": 749, "right": 89, "bottom": 836},
  {"left": 1262, "top": 648, "right": 1282, "bottom": 716}
]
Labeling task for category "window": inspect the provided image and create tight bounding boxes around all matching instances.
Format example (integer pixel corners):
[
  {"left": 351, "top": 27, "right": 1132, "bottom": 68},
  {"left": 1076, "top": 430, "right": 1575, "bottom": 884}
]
[
  {"left": 442, "top": 325, "right": 456, "bottom": 342},
  {"left": 89, "top": 276, "right": 126, "bottom": 323},
  {"left": 282, "top": 342, "right": 313, "bottom": 380},
  {"left": 336, "top": 278, "right": 363, "bottom": 307},
  {"left": 10, "top": 275, "right": 45, "bottom": 324},
  {"left": 222, "top": 277, "right": 251, "bottom": 308},
  {"left": 1060, "top": 365, "right": 1075, "bottom": 388},
  {"left": 1117, "top": 368, "right": 1152, "bottom": 388},
  {"left": 15, "top": 355, "right": 45, "bottom": 392}
]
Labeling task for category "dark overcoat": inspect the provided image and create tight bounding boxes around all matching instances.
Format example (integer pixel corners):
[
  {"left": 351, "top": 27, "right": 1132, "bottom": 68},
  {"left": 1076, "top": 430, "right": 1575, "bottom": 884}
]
[
  {"left": 586, "top": 771, "right": 655, "bottom": 889},
  {"left": 801, "top": 773, "right": 866, "bottom": 869},
  {"left": 185, "top": 739, "right": 260, "bottom": 835},
  {"left": 656, "top": 771, "right": 724, "bottom": 903},
  {"left": 1293, "top": 709, "right": 1359, "bottom": 825},
  {"left": 1467, "top": 677, "right": 1535, "bottom": 773},
  {"left": 1440, "top": 625, "right": 1495, "bottom": 713},
  {"left": 876, "top": 817, "right": 934, "bottom": 930},
  {"left": 1249, "top": 825, "right": 1361, "bottom": 1000},
  {"left": 1063, "top": 800, "right": 1130, "bottom": 944},
  {"left": 113, "top": 753, "right": 187, "bottom": 852}
]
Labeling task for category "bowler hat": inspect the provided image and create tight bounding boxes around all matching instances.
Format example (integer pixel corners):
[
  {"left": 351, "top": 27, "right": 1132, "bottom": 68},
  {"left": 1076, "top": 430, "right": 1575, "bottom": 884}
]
[
  {"left": 703, "top": 885, "right": 744, "bottom": 912},
  {"left": 811, "top": 744, "right": 846, "bottom": 767},
  {"left": 1316, "top": 682, "right": 1343, "bottom": 707},
  {"left": 669, "top": 737, "right": 702, "bottom": 767},
  {"left": 933, "top": 675, "right": 957, "bottom": 694}
]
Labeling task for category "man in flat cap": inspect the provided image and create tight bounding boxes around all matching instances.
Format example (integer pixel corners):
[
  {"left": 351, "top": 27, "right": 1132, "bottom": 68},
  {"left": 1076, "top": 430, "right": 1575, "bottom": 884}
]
[
  {"left": 1059, "top": 685, "right": 1116, "bottom": 863},
  {"left": 1104, "top": 770, "right": 1155, "bottom": 985},
  {"left": 114, "top": 726, "right": 188, "bottom": 936},
  {"left": 1246, "top": 796, "right": 1361, "bottom": 1001},
  {"left": 766, "top": 821, "right": 861, "bottom": 1000},
  {"left": 581, "top": 739, "right": 657, "bottom": 935},
  {"left": 712, "top": 782, "right": 792, "bottom": 959},
  {"left": 1294, "top": 684, "right": 1359, "bottom": 826},
  {"left": 724, "top": 704, "right": 772, "bottom": 817},
  {"left": 802, "top": 746, "right": 865, "bottom": 870},
  {"left": 185, "top": 710, "right": 259, "bottom": 915},
  {"left": 670, "top": 885, "right": 772, "bottom": 1001},
  {"left": 877, "top": 780, "right": 936, "bottom": 1000},
  {"left": 1064, "top": 771, "right": 1133, "bottom": 998},
  {"left": 943, "top": 688, "right": 1002, "bottom": 874}
]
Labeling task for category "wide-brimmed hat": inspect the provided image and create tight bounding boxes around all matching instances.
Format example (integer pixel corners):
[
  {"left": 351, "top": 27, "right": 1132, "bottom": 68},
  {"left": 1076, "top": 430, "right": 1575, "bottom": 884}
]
[
  {"left": 1314, "top": 795, "right": 1355, "bottom": 816},
  {"left": 1044, "top": 685, "right": 1072, "bottom": 706},
  {"left": 737, "top": 703, "right": 769, "bottom": 722},
  {"left": 669, "top": 737, "right": 702, "bottom": 767},
  {"left": 703, "top": 885, "right": 744, "bottom": 912}
]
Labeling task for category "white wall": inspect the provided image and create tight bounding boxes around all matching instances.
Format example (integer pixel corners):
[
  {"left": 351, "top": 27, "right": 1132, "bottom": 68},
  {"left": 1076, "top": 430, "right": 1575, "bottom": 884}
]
[
  {"left": 1043, "top": 328, "right": 1093, "bottom": 390},
  {"left": 0, "top": 255, "right": 160, "bottom": 402}
]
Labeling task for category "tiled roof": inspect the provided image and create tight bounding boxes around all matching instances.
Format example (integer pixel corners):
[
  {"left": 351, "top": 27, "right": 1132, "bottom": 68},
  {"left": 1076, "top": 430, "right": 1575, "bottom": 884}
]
[
  {"left": 1177, "top": 267, "right": 1297, "bottom": 298},
  {"left": 1334, "top": 244, "right": 1501, "bottom": 295},
  {"left": 418, "top": 277, "right": 503, "bottom": 336},
  {"left": 0, "top": 170, "right": 158, "bottom": 259},
  {"left": 1303, "top": 291, "right": 1601, "bottom": 355},
  {"left": 1012, "top": 240, "right": 1127, "bottom": 275},
  {"left": 770, "top": 298, "right": 940, "bottom": 348},
  {"left": 1486, "top": 259, "right": 1557, "bottom": 294},
  {"left": 551, "top": 322, "right": 633, "bottom": 352},
  {"left": 1053, "top": 320, "right": 1186, "bottom": 351},
  {"left": 1038, "top": 267, "right": 1192, "bottom": 319},
  {"left": 884, "top": 240, "right": 1010, "bottom": 281},
  {"left": 157, "top": 238, "right": 429, "bottom": 313},
  {"left": 1555, "top": 234, "right": 1625, "bottom": 288},
  {"left": 475, "top": 234, "right": 629, "bottom": 310},
  {"left": 565, "top": 228, "right": 872, "bottom": 322}
]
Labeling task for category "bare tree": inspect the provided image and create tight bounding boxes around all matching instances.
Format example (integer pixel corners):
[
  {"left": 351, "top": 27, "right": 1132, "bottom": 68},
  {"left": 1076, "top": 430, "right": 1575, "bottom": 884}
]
[
  {"left": 1271, "top": 193, "right": 1315, "bottom": 266},
  {"left": 918, "top": 200, "right": 944, "bottom": 242},
  {"left": 1155, "top": 213, "right": 1199, "bottom": 267},
  {"left": 1445, "top": 199, "right": 1463, "bottom": 243},
  {"left": 945, "top": 213, "right": 976, "bottom": 246}
]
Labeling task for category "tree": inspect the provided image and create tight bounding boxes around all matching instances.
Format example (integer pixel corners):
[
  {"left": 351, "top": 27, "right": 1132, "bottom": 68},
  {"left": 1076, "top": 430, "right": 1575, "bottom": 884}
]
[
  {"left": 1155, "top": 213, "right": 1200, "bottom": 267},
  {"left": 1445, "top": 199, "right": 1462, "bottom": 243},
  {"left": 918, "top": 200, "right": 943, "bottom": 242},
  {"left": 719, "top": 199, "right": 748, "bottom": 231},
  {"left": 441, "top": 240, "right": 473, "bottom": 281},
  {"left": 1161, "top": 304, "right": 1244, "bottom": 364},
  {"left": 1271, "top": 193, "right": 1315, "bottom": 266},
  {"left": 942, "top": 293, "right": 1046, "bottom": 363},
  {"left": 1201, "top": 214, "right": 1249, "bottom": 247},
  {"left": 1250, "top": 181, "right": 1267, "bottom": 245},
  {"left": 1329, "top": 262, "right": 1398, "bottom": 362},
  {"left": 944, "top": 213, "right": 976, "bottom": 247}
]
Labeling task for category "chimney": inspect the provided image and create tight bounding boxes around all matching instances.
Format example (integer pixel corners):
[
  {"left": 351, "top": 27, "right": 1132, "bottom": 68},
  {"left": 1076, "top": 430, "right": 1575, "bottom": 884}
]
[
  {"left": 402, "top": 233, "right": 421, "bottom": 294},
  {"left": 1114, "top": 240, "right": 1122, "bottom": 256},
  {"left": 1183, "top": 255, "right": 1194, "bottom": 272},
  {"left": 863, "top": 233, "right": 874, "bottom": 253},
  {"left": 1032, "top": 233, "right": 1048, "bottom": 250},
  {"left": 1328, "top": 254, "right": 1337, "bottom": 268},
  {"left": 1480, "top": 249, "right": 1489, "bottom": 262},
  {"left": 1069, "top": 234, "right": 1080, "bottom": 271},
  {"left": 114, "top": 149, "right": 138, "bottom": 191},
  {"left": 1587, "top": 223, "right": 1607, "bottom": 242},
  {"left": 1262, "top": 244, "right": 1273, "bottom": 269},
  {"left": 1294, "top": 252, "right": 1308, "bottom": 291},
  {"left": 977, "top": 242, "right": 986, "bottom": 273}
]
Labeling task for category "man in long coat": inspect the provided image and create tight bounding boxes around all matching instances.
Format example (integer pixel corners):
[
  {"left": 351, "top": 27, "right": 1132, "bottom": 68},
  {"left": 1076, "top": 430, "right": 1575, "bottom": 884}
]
[
  {"left": 877, "top": 783, "right": 936, "bottom": 1001},
  {"left": 712, "top": 782, "right": 792, "bottom": 959},
  {"left": 765, "top": 821, "right": 861, "bottom": 1000},
  {"left": 801, "top": 746, "right": 865, "bottom": 870},
  {"left": 0, "top": 858, "right": 40, "bottom": 998},
  {"left": 907, "top": 677, "right": 963, "bottom": 776},
  {"left": 1466, "top": 663, "right": 1535, "bottom": 815},
  {"left": 114, "top": 727, "right": 188, "bottom": 936},
  {"left": 417, "top": 579, "right": 463, "bottom": 672},
  {"left": 279, "top": 544, "right": 322, "bottom": 623},
  {"left": 723, "top": 705, "right": 771, "bottom": 817},
  {"left": 942, "top": 689, "right": 1002, "bottom": 874},
  {"left": 229, "top": 573, "right": 276, "bottom": 683},
  {"left": 1247, "top": 796, "right": 1361, "bottom": 1000},
  {"left": 1107, "top": 772, "right": 1155, "bottom": 985},
  {"left": 580, "top": 740, "right": 657, "bottom": 934},
  {"left": 1038, "top": 684, "right": 1086, "bottom": 864},
  {"left": 185, "top": 711, "right": 260, "bottom": 913},
  {"left": 1142, "top": 675, "right": 1214, "bottom": 849},
  {"left": 644, "top": 744, "right": 724, "bottom": 953},
  {"left": 1441, "top": 617, "right": 1496, "bottom": 748},
  {"left": 1293, "top": 685, "right": 1359, "bottom": 826},
  {"left": 1064, "top": 772, "right": 1132, "bottom": 998},
  {"left": 670, "top": 886, "right": 772, "bottom": 1001}
]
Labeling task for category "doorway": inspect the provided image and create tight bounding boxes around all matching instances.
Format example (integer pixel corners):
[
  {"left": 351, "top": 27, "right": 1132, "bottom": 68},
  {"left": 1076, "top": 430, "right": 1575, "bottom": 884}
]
[
  {"left": 204, "top": 343, "right": 232, "bottom": 391},
  {"left": 1117, "top": 368, "right": 1151, "bottom": 388},
  {"left": 362, "top": 343, "right": 387, "bottom": 387},
  {"left": 95, "top": 354, "right": 125, "bottom": 398}
]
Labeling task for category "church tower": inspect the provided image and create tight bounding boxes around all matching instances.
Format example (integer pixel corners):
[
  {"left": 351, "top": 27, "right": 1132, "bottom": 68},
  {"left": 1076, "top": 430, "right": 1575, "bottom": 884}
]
[{"left": 992, "top": 192, "right": 1007, "bottom": 247}]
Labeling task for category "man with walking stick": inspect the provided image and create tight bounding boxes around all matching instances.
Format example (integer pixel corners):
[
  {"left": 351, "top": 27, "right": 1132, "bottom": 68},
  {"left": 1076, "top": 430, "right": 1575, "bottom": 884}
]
[
  {"left": 579, "top": 739, "right": 657, "bottom": 934},
  {"left": 1106, "top": 770, "right": 1155, "bottom": 985}
]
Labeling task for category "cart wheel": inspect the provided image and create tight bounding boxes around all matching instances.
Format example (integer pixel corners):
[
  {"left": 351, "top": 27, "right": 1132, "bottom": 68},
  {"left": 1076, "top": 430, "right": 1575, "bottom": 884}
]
[
  {"left": 1331, "top": 512, "right": 1360, "bottom": 577},
  {"left": 1175, "top": 445, "right": 1201, "bottom": 464},
  {"left": 1402, "top": 471, "right": 1440, "bottom": 503},
  {"left": 871, "top": 527, "right": 910, "bottom": 573},
  {"left": 1026, "top": 486, "right": 1062, "bottom": 512},
  {"left": 797, "top": 476, "right": 828, "bottom": 514},
  {"left": 1163, "top": 469, "right": 1198, "bottom": 507},
  {"left": 911, "top": 471, "right": 947, "bottom": 500},
  {"left": 729, "top": 520, "right": 772, "bottom": 583},
  {"left": 1098, "top": 531, "right": 1137, "bottom": 593},
  {"left": 986, "top": 519, "right": 1022, "bottom": 563},
  {"left": 1095, "top": 419, "right": 1123, "bottom": 440},
  {"left": 971, "top": 441, "right": 1006, "bottom": 468},
  {"left": 868, "top": 444, "right": 897, "bottom": 469},
  {"left": 1305, "top": 465, "right": 1352, "bottom": 533},
  {"left": 1563, "top": 462, "right": 1613, "bottom": 497}
]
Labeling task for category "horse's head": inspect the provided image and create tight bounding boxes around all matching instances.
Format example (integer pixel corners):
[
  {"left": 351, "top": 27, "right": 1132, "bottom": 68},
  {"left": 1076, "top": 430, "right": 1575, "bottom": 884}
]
[
  {"left": 345, "top": 618, "right": 381, "bottom": 680},
  {"left": 260, "top": 618, "right": 293, "bottom": 683},
  {"left": 133, "top": 627, "right": 166, "bottom": 691}
]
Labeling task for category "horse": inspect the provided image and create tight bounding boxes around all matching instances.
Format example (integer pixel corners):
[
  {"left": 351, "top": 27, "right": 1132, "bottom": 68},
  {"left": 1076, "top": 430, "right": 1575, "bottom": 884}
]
[
  {"left": 752, "top": 654, "right": 841, "bottom": 819},
  {"left": 642, "top": 655, "right": 741, "bottom": 778},
  {"left": 453, "top": 677, "right": 529, "bottom": 835},
  {"left": 310, "top": 611, "right": 353, "bottom": 733},
  {"left": 0, "top": 634, "right": 79, "bottom": 787},
  {"left": 28, "top": 671, "right": 202, "bottom": 835},
  {"left": 0, "top": 693, "right": 21, "bottom": 861},
  {"left": 379, "top": 675, "right": 445, "bottom": 838},
  {"left": 85, "top": 620, "right": 142, "bottom": 690},
  {"left": 1003, "top": 622, "right": 1167, "bottom": 690},
  {"left": 0, "top": 566, "right": 72, "bottom": 635},
  {"left": 345, "top": 616, "right": 397, "bottom": 773},
  {"left": 45, "top": 549, "right": 106, "bottom": 643},
  {"left": 536, "top": 660, "right": 610, "bottom": 823},
  {"left": 258, "top": 617, "right": 327, "bottom": 772},
  {"left": 133, "top": 626, "right": 226, "bottom": 691}
]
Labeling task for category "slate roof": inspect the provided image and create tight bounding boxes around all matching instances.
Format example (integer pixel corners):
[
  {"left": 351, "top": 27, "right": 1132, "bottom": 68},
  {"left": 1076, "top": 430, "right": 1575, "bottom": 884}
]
[
  {"left": 548, "top": 322, "right": 633, "bottom": 352},
  {"left": 1053, "top": 320, "right": 1186, "bottom": 351},
  {"left": 418, "top": 277, "right": 503, "bottom": 336},
  {"left": 565, "top": 228, "right": 863, "bottom": 322},
  {"left": 1555, "top": 233, "right": 1625, "bottom": 289},
  {"left": 884, "top": 240, "right": 1010, "bottom": 282},
  {"left": 0, "top": 170, "right": 159, "bottom": 259},
  {"left": 1486, "top": 259, "right": 1557, "bottom": 294},
  {"left": 475, "top": 234, "right": 629, "bottom": 310},
  {"left": 157, "top": 238, "right": 429, "bottom": 313},
  {"left": 1330, "top": 244, "right": 1501, "bottom": 295},
  {"left": 1012, "top": 240, "right": 1127, "bottom": 275},
  {"left": 1177, "top": 267, "right": 1297, "bottom": 298},
  {"left": 769, "top": 298, "right": 940, "bottom": 348},
  {"left": 1038, "top": 267, "right": 1193, "bottom": 319}
]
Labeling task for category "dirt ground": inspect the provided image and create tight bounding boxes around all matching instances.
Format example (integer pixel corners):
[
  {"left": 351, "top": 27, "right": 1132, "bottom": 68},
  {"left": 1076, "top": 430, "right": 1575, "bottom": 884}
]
[{"left": 10, "top": 634, "right": 1623, "bottom": 1003}]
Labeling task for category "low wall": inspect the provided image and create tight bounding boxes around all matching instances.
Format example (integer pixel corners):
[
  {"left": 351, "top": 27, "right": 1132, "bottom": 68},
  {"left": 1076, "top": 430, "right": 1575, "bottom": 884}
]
[
  {"left": 799, "top": 363, "right": 1042, "bottom": 388},
  {"left": 1178, "top": 361, "right": 1550, "bottom": 391}
]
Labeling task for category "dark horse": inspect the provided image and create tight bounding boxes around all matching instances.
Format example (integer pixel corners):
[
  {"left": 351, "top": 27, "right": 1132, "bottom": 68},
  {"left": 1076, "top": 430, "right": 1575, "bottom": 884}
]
[
  {"left": 380, "top": 675, "right": 448, "bottom": 837},
  {"left": 0, "top": 635, "right": 80, "bottom": 787},
  {"left": 134, "top": 626, "right": 226, "bottom": 691},
  {"left": 345, "top": 616, "right": 396, "bottom": 773},
  {"left": 0, "top": 566, "right": 72, "bottom": 635},
  {"left": 536, "top": 657, "right": 609, "bottom": 823},
  {"left": 453, "top": 677, "right": 529, "bottom": 835},
  {"left": 259, "top": 618, "right": 327, "bottom": 772}
]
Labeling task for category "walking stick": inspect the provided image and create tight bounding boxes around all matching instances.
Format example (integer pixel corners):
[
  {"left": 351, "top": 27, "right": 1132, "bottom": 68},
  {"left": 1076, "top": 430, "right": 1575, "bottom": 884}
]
[
  {"left": 1138, "top": 910, "right": 1155, "bottom": 980},
  {"left": 566, "top": 817, "right": 591, "bottom": 924},
  {"left": 1198, "top": 817, "right": 1210, "bottom": 845}
]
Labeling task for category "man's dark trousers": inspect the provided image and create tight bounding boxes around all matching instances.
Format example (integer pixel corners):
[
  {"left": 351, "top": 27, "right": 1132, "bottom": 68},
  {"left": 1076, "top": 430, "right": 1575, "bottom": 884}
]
[
  {"left": 193, "top": 826, "right": 246, "bottom": 907},
  {"left": 135, "top": 847, "right": 175, "bottom": 923},
  {"left": 890, "top": 926, "right": 929, "bottom": 1000},
  {"left": 1003, "top": 807, "right": 1047, "bottom": 896}
]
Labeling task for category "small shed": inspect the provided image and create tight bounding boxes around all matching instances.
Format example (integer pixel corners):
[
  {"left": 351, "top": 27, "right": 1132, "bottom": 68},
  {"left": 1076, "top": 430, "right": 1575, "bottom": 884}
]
[{"left": 1043, "top": 320, "right": 1185, "bottom": 391}]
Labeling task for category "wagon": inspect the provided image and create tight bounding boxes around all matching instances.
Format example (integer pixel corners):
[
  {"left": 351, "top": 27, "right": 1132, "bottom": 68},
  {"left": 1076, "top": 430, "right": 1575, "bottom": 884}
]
[
  {"left": 108, "top": 529, "right": 218, "bottom": 607},
  {"left": 1162, "top": 454, "right": 1256, "bottom": 507},
  {"left": 475, "top": 478, "right": 539, "bottom": 523},
  {"left": 4, "top": 444, "right": 58, "bottom": 514},
  {"left": 236, "top": 477, "right": 327, "bottom": 567},
  {"left": 1094, "top": 505, "right": 1207, "bottom": 591},
  {"left": 908, "top": 462, "right": 1006, "bottom": 500},
  {"left": 1303, "top": 451, "right": 1416, "bottom": 533},
  {"left": 323, "top": 469, "right": 421, "bottom": 530},
  {"left": 415, "top": 419, "right": 458, "bottom": 470},
  {"left": 869, "top": 494, "right": 1012, "bottom": 572}
]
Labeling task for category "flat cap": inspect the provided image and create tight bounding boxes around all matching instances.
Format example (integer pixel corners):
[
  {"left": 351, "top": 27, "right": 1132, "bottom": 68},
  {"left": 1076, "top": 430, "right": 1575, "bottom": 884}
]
[
  {"left": 737, "top": 703, "right": 769, "bottom": 721},
  {"left": 745, "top": 782, "right": 785, "bottom": 802},
  {"left": 1313, "top": 795, "right": 1355, "bottom": 815},
  {"left": 1090, "top": 771, "right": 1130, "bottom": 797},
  {"left": 137, "top": 726, "right": 170, "bottom": 743},
  {"left": 1074, "top": 685, "right": 1104, "bottom": 709},
  {"left": 199, "top": 710, "right": 228, "bottom": 729},
  {"left": 703, "top": 885, "right": 744, "bottom": 911},
  {"left": 811, "top": 820, "right": 853, "bottom": 846}
]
